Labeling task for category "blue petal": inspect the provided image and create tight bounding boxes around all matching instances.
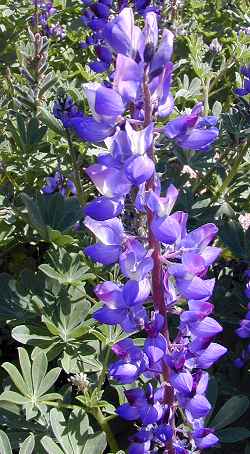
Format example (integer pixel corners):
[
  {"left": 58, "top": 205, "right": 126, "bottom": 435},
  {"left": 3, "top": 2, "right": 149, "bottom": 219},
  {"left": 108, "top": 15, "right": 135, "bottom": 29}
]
[
  {"left": 84, "top": 244, "right": 120, "bottom": 265},
  {"left": 69, "top": 116, "right": 114, "bottom": 142}
]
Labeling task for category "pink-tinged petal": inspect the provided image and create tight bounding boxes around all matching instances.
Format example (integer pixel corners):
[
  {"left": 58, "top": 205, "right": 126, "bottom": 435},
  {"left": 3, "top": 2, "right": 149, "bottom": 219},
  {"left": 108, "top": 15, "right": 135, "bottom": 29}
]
[
  {"left": 84, "top": 244, "right": 120, "bottom": 265},
  {"left": 187, "top": 223, "right": 218, "bottom": 250},
  {"left": 182, "top": 252, "right": 206, "bottom": 275},
  {"left": 190, "top": 317, "right": 223, "bottom": 337},
  {"left": 164, "top": 116, "right": 190, "bottom": 139},
  {"left": 93, "top": 307, "right": 126, "bottom": 324},
  {"left": 195, "top": 433, "right": 219, "bottom": 449},
  {"left": 86, "top": 163, "right": 131, "bottom": 198},
  {"left": 196, "top": 371, "right": 209, "bottom": 394},
  {"left": 84, "top": 216, "right": 124, "bottom": 245},
  {"left": 178, "top": 127, "right": 219, "bottom": 151},
  {"left": 95, "top": 281, "right": 122, "bottom": 302},
  {"left": 188, "top": 300, "right": 214, "bottom": 315},
  {"left": 151, "top": 215, "right": 181, "bottom": 244},
  {"left": 176, "top": 276, "right": 215, "bottom": 300},
  {"left": 171, "top": 371, "right": 193, "bottom": 395},
  {"left": 196, "top": 343, "right": 227, "bottom": 369},
  {"left": 187, "top": 395, "right": 211, "bottom": 418},
  {"left": 201, "top": 246, "right": 221, "bottom": 267}
]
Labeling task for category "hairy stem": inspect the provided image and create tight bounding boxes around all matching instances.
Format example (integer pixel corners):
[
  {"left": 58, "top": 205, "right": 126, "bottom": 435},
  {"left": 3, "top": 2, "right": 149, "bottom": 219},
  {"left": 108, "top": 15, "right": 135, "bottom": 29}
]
[
  {"left": 66, "top": 128, "right": 86, "bottom": 205},
  {"left": 97, "top": 346, "right": 110, "bottom": 392},
  {"left": 92, "top": 407, "right": 119, "bottom": 453}
]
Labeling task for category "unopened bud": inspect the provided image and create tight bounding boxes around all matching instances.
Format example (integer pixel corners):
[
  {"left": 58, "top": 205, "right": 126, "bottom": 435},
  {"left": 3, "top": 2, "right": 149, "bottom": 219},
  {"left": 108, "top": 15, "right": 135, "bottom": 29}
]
[{"left": 209, "top": 38, "right": 222, "bottom": 54}]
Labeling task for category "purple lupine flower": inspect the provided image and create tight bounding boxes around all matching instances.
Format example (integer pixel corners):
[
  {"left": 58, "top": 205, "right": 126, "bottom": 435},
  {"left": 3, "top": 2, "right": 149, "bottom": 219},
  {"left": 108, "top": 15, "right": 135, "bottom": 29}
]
[
  {"left": 119, "top": 238, "right": 153, "bottom": 280},
  {"left": 53, "top": 95, "right": 82, "bottom": 128},
  {"left": 78, "top": 8, "right": 225, "bottom": 452},
  {"left": 171, "top": 370, "right": 211, "bottom": 419},
  {"left": 192, "top": 427, "right": 219, "bottom": 449},
  {"left": 85, "top": 162, "right": 131, "bottom": 198},
  {"left": 209, "top": 38, "right": 222, "bottom": 54},
  {"left": 104, "top": 7, "right": 144, "bottom": 57},
  {"left": 42, "top": 171, "right": 77, "bottom": 197},
  {"left": 234, "top": 66, "right": 250, "bottom": 97},
  {"left": 163, "top": 103, "right": 219, "bottom": 151},
  {"left": 93, "top": 279, "right": 149, "bottom": 332},
  {"left": 33, "top": 0, "right": 65, "bottom": 39},
  {"left": 110, "top": 339, "right": 148, "bottom": 383},
  {"left": 117, "top": 384, "right": 167, "bottom": 425},
  {"left": 84, "top": 196, "right": 124, "bottom": 221},
  {"left": 84, "top": 216, "right": 124, "bottom": 264}
]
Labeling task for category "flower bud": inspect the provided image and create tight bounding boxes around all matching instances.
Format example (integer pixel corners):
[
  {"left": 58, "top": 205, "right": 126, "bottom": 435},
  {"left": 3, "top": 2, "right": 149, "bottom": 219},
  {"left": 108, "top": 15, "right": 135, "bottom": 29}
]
[{"left": 209, "top": 38, "right": 222, "bottom": 54}]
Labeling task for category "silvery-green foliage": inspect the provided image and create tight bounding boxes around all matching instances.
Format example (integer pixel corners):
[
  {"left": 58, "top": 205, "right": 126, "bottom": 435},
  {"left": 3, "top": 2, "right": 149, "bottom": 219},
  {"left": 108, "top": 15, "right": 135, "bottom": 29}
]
[{"left": 0, "top": 347, "right": 62, "bottom": 420}]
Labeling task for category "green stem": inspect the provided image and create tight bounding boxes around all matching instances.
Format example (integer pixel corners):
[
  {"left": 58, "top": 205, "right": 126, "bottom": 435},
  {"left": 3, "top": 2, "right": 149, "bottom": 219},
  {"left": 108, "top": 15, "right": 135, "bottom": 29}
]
[
  {"left": 213, "top": 140, "right": 249, "bottom": 202},
  {"left": 42, "top": 400, "right": 81, "bottom": 410},
  {"left": 97, "top": 346, "right": 111, "bottom": 392},
  {"left": 203, "top": 79, "right": 210, "bottom": 115},
  {"left": 66, "top": 128, "right": 86, "bottom": 205},
  {"left": 92, "top": 407, "right": 119, "bottom": 453}
]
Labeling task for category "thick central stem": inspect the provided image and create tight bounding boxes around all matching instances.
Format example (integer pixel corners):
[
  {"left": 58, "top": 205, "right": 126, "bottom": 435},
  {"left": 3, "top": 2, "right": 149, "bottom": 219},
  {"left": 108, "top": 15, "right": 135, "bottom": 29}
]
[{"left": 143, "top": 71, "right": 175, "bottom": 454}]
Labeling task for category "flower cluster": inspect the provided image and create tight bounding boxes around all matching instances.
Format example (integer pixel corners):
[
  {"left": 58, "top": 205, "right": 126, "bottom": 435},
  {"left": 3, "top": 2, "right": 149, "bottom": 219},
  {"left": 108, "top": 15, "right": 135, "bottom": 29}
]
[
  {"left": 234, "top": 270, "right": 250, "bottom": 368},
  {"left": 33, "top": 0, "right": 65, "bottom": 39},
  {"left": 234, "top": 66, "right": 250, "bottom": 97},
  {"left": 42, "top": 171, "right": 76, "bottom": 197},
  {"left": 53, "top": 94, "right": 82, "bottom": 128},
  {"left": 56, "top": 8, "right": 225, "bottom": 452},
  {"left": 80, "top": 0, "right": 173, "bottom": 73}
]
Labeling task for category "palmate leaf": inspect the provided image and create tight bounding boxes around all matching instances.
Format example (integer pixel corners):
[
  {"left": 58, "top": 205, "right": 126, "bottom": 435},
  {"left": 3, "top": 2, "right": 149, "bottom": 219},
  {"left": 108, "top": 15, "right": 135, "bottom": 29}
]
[
  {"left": 22, "top": 193, "right": 82, "bottom": 244},
  {"left": 0, "top": 431, "right": 36, "bottom": 454},
  {"left": 0, "top": 348, "right": 62, "bottom": 419},
  {"left": 39, "top": 248, "right": 95, "bottom": 286},
  {"left": 41, "top": 408, "right": 106, "bottom": 454},
  {"left": 19, "top": 434, "right": 35, "bottom": 454},
  {"left": 0, "top": 429, "right": 13, "bottom": 454},
  {"left": 0, "top": 273, "right": 37, "bottom": 321},
  {"left": 11, "top": 298, "right": 96, "bottom": 372}
]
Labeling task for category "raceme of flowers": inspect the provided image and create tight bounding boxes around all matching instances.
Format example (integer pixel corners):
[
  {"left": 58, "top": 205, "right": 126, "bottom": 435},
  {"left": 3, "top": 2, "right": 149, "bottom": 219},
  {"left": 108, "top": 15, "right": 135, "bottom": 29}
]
[
  {"left": 32, "top": 0, "right": 65, "bottom": 39},
  {"left": 234, "top": 270, "right": 250, "bottom": 368},
  {"left": 80, "top": 0, "right": 170, "bottom": 73},
  {"left": 53, "top": 8, "right": 226, "bottom": 453}
]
